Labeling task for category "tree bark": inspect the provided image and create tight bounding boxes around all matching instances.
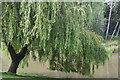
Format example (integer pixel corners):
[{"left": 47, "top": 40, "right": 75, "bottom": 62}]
[
  {"left": 5, "top": 42, "right": 28, "bottom": 74},
  {"left": 116, "top": 26, "right": 120, "bottom": 36},
  {"left": 111, "top": 18, "right": 120, "bottom": 39},
  {"left": 8, "top": 59, "right": 20, "bottom": 73},
  {"left": 105, "top": 2, "right": 113, "bottom": 40}
]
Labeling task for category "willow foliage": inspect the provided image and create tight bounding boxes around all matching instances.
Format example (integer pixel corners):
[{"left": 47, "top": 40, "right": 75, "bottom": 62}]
[{"left": 1, "top": 2, "right": 108, "bottom": 76}]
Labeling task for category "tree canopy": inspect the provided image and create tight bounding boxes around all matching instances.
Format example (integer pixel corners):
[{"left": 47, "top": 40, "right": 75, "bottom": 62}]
[{"left": 1, "top": 2, "right": 108, "bottom": 76}]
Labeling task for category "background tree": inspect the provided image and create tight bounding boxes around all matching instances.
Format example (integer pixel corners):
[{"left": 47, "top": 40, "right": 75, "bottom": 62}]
[
  {"left": 85, "top": 2, "right": 106, "bottom": 37},
  {"left": 1, "top": 2, "right": 108, "bottom": 76},
  {"left": 104, "top": 1, "right": 120, "bottom": 39}
]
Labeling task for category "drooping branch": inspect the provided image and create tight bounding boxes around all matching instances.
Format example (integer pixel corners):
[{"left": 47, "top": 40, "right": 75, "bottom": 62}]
[{"left": 28, "top": 28, "right": 38, "bottom": 45}]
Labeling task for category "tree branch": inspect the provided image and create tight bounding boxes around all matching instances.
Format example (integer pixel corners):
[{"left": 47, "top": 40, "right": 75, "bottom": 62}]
[
  {"left": 111, "top": 18, "right": 120, "bottom": 39},
  {"left": 18, "top": 44, "right": 28, "bottom": 61},
  {"left": 4, "top": 42, "right": 16, "bottom": 60}
]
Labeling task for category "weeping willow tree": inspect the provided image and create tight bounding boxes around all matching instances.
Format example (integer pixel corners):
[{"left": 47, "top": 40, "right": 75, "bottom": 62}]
[{"left": 1, "top": 2, "right": 108, "bottom": 76}]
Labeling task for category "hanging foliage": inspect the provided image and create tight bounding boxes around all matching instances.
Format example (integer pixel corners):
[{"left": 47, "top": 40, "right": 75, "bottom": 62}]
[{"left": 1, "top": 2, "right": 108, "bottom": 76}]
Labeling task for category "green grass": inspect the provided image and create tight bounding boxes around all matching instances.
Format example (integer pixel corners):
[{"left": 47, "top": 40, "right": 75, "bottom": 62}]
[
  {"left": 103, "top": 40, "right": 119, "bottom": 57},
  {"left": 0, "top": 71, "right": 67, "bottom": 80},
  {"left": 1, "top": 71, "right": 47, "bottom": 78},
  {"left": 105, "top": 41, "right": 118, "bottom": 53},
  {"left": 104, "top": 40, "right": 118, "bottom": 47},
  {"left": 1, "top": 72, "right": 48, "bottom": 78}
]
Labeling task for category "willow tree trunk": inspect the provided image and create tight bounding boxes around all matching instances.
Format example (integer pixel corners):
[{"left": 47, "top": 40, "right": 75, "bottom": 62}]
[
  {"left": 8, "top": 58, "right": 20, "bottom": 73},
  {"left": 5, "top": 42, "right": 28, "bottom": 74}
]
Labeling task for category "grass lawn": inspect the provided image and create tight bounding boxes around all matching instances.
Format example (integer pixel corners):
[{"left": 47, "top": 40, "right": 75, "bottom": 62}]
[
  {"left": 104, "top": 40, "right": 118, "bottom": 54},
  {"left": 0, "top": 71, "right": 66, "bottom": 80}
]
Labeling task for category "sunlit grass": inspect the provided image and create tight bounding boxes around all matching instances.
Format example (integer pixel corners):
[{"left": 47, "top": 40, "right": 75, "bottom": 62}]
[
  {"left": 103, "top": 40, "right": 118, "bottom": 57},
  {"left": 0, "top": 71, "right": 66, "bottom": 80},
  {"left": 1, "top": 71, "right": 48, "bottom": 78},
  {"left": 104, "top": 40, "right": 118, "bottom": 47}
]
